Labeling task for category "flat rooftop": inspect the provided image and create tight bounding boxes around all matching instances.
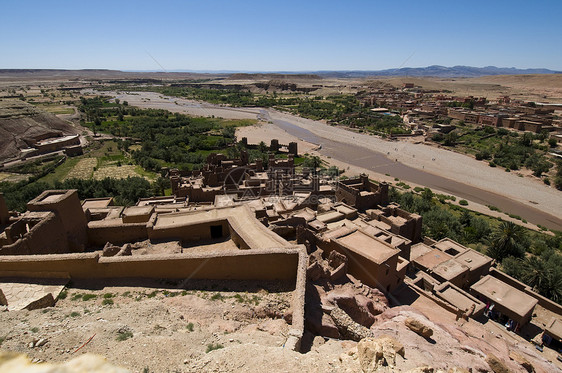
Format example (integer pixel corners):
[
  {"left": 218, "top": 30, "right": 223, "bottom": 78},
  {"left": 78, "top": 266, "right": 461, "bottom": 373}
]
[
  {"left": 414, "top": 248, "right": 453, "bottom": 270},
  {"left": 546, "top": 318, "right": 562, "bottom": 341},
  {"left": 436, "top": 282, "right": 484, "bottom": 311},
  {"left": 316, "top": 210, "right": 344, "bottom": 224},
  {"left": 471, "top": 275, "right": 538, "bottom": 318},
  {"left": 432, "top": 258, "right": 469, "bottom": 281},
  {"left": 36, "top": 134, "right": 79, "bottom": 146},
  {"left": 454, "top": 248, "right": 492, "bottom": 271},
  {"left": 434, "top": 238, "right": 468, "bottom": 255},
  {"left": 410, "top": 243, "right": 433, "bottom": 261},
  {"left": 335, "top": 230, "right": 398, "bottom": 265},
  {"left": 82, "top": 198, "right": 113, "bottom": 210}
]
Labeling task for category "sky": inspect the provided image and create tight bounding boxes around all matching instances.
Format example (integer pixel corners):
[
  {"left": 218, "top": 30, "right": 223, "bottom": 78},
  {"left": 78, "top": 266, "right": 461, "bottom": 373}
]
[{"left": 1, "top": 0, "right": 561, "bottom": 71}]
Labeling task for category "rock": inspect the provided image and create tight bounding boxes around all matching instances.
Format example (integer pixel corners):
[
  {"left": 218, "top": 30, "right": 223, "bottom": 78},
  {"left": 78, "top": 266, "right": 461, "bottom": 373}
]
[
  {"left": 330, "top": 307, "right": 373, "bottom": 342},
  {"left": 448, "top": 368, "right": 471, "bottom": 373},
  {"left": 357, "top": 335, "right": 405, "bottom": 372},
  {"left": 0, "top": 350, "right": 129, "bottom": 372},
  {"left": 307, "top": 261, "right": 328, "bottom": 281},
  {"left": 116, "top": 243, "right": 132, "bottom": 256},
  {"left": 405, "top": 317, "right": 433, "bottom": 339},
  {"left": 0, "top": 289, "right": 7, "bottom": 306},
  {"left": 407, "top": 367, "right": 434, "bottom": 373},
  {"left": 102, "top": 242, "right": 120, "bottom": 257},
  {"left": 485, "top": 354, "right": 511, "bottom": 373},
  {"left": 35, "top": 338, "right": 48, "bottom": 347},
  {"left": 509, "top": 351, "right": 534, "bottom": 372}
]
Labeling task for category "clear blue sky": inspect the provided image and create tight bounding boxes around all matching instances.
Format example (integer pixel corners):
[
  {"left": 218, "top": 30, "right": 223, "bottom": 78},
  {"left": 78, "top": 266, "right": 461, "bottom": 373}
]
[{"left": 1, "top": 0, "right": 561, "bottom": 71}]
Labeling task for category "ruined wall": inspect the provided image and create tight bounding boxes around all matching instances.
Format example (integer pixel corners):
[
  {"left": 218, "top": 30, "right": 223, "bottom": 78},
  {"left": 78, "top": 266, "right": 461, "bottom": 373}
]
[
  {"left": 87, "top": 221, "right": 148, "bottom": 246},
  {"left": 27, "top": 190, "right": 87, "bottom": 251},
  {"left": 0, "top": 213, "right": 68, "bottom": 255},
  {"left": 317, "top": 238, "right": 401, "bottom": 293}
]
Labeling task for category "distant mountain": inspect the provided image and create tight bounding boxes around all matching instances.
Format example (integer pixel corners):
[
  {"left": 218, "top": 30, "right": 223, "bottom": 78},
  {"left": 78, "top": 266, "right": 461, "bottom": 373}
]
[{"left": 311, "top": 65, "right": 562, "bottom": 78}]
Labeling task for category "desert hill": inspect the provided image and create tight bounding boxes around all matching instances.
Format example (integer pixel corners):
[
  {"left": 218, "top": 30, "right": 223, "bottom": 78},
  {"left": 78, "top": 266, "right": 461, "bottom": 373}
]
[{"left": 0, "top": 100, "right": 79, "bottom": 162}]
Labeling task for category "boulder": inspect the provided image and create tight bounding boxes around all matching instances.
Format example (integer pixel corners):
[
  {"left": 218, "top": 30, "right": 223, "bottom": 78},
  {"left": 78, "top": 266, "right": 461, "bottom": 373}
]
[
  {"left": 509, "top": 351, "right": 534, "bottom": 372},
  {"left": 357, "top": 335, "right": 405, "bottom": 372},
  {"left": 407, "top": 367, "right": 434, "bottom": 373},
  {"left": 485, "top": 354, "right": 511, "bottom": 373},
  {"left": 329, "top": 307, "right": 373, "bottom": 341},
  {"left": 116, "top": 243, "right": 132, "bottom": 256},
  {"left": 447, "top": 368, "right": 470, "bottom": 373},
  {"left": 405, "top": 317, "right": 433, "bottom": 339}
]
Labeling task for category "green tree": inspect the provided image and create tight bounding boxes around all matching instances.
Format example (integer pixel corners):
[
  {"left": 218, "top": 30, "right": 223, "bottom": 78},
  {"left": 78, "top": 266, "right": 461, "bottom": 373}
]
[{"left": 486, "top": 221, "right": 527, "bottom": 261}]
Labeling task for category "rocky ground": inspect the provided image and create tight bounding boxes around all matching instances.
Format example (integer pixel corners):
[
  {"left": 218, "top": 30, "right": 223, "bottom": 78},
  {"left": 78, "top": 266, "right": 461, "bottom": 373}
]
[{"left": 2, "top": 251, "right": 560, "bottom": 373}]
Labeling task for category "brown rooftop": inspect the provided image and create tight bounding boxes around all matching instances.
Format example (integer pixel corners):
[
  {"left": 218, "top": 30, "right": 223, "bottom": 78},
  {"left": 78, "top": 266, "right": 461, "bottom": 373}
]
[
  {"left": 432, "top": 258, "right": 469, "bottom": 281},
  {"left": 470, "top": 275, "right": 538, "bottom": 318},
  {"left": 410, "top": 243, "right": 433, "bottom": 261},
  {"left": 414, "top": 248, "right": 453, "bottom": 270},
  {"left": 454, "top": 249, "right": 493, "bottom": 271},
  {"left": 335, "top": 230, "right": 399, "bottom": 265}
]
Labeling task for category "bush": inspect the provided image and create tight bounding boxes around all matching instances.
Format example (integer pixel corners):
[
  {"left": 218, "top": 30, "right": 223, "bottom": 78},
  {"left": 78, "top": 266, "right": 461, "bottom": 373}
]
[
  {"left": 489, "top": 161, "right": 496, "bottom": 167},
  {"left": 459, "top": 200, "right": 468, "bottom": 206},
  {"left": 206, "top": 343, "right": 224, "bottom": 353}
]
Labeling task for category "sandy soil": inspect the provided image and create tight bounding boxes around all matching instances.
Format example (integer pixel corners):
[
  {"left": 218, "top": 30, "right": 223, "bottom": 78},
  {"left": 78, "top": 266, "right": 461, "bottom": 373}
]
[
  {"left": 2, "top": 282, "right": 559, "bottom": 373},
  {"left": 0, "top": 279, "right": 301, "bottom": 373}
]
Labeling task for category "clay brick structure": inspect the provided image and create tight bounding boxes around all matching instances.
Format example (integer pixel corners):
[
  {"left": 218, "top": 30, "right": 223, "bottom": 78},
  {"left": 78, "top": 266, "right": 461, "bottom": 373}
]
[
  {"left": 27, "top": 190, "right": 88, "bottom": 251},
  {"left": 335, "top": 174, "right": 388, "bottom": 211},
  {"left": 366, "top": 204, "right": 422, "bottom": 244},
  {"left": 471, "top": 275, "right": 538, "bottom": 325}
]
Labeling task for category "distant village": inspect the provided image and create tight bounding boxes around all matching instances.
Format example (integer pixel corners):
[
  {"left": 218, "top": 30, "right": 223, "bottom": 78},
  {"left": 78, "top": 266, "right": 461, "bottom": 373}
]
[{"left": 359, "top": 82, "right": 562, "bottom": 145}]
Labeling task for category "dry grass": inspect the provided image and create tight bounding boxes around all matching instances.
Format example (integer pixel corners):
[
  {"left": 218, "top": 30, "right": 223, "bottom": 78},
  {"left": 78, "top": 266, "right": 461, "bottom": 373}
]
[
  {"left": 64, "top": 158, "right": 97, "bottom": 180},
  {"left": 93, "top": 165, "right": 150, "bottom": 180}
]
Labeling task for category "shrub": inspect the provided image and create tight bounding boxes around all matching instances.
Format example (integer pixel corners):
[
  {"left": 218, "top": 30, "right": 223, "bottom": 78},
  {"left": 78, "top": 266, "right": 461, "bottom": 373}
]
[
  {"left": 206, "top": 343, "right": 224, "bottom": 353},
  {"left": 116, "top": 329, "right": 133, "bottom": 341},
  {"left": 102, "top": 298, "right": 114, "bottom": 306},
  {"left": 82, "top": 294, "right": 96, "bottom": 301},
  {"left": 459, "top": 200, "right": 468, "bottom": 206}
]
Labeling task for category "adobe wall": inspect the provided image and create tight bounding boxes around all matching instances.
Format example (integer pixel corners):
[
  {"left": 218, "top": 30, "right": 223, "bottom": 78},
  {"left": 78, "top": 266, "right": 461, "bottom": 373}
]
[
  {"left": 87, "top": 221, "right": 149, "bottom": 246},
  {"left": 318, "top": 239, "right": 401, "bottom": 293},
  {"left": 0, "top": 213, "right": 68, "bottom": 255},
  {"left": 0, "top": 250, "right": 300, "bottom": 281},
  {"left": 27, "top": 190, "right": 87, "bottom": 251},
  {"left": 149, "top": 220, "right": 229, "bottom": 242},
  {"left": 23, "top": 213, "right": 68, "bottom": 254},
  {"left": 36, "top": 136, "right": 80, "bottom": 153},
  {"left": 0, "top": 248, "right": 307, "bottom": 351}
]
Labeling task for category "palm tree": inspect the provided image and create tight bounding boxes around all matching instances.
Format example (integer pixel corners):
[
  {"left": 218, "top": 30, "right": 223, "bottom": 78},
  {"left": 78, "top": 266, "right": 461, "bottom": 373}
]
[
  {"left": 486, "top": 221, "right": 526, "bottom": 261},
  {"left": 520, "top": 256, "right": 546, "bottom": 291}
]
